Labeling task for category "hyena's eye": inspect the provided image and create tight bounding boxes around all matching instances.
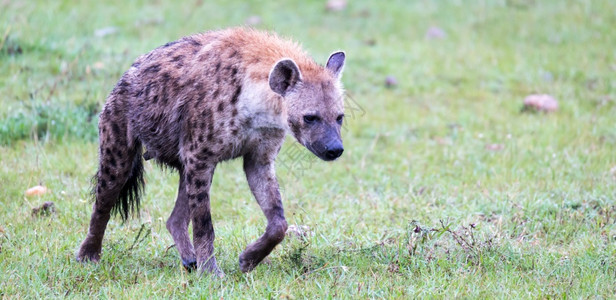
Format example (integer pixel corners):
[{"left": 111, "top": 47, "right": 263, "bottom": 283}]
[
  {"left": 336, "top": 114, "right": 344, "bottom": 125},
  {"left": 303, "top": 115, "right": 320, "bottom": 124}
]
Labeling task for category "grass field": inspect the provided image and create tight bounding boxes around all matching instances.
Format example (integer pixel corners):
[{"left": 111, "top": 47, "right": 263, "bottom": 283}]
[{"left": 1, "top": 0, "right": 615, "bottom": 298}]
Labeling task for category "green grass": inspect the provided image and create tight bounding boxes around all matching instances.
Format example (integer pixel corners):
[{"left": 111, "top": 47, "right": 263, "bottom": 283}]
[{"left": 1, "top": 0, "right": 616, "bottom": 298}]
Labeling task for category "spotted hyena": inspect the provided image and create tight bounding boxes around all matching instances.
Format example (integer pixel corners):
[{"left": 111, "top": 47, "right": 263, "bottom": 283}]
[{"left": 76, "top": 27, "right": 346, "bottom": 276}]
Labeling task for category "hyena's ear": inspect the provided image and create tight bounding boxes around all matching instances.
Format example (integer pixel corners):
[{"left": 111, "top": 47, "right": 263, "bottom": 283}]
[
  {"left": 269, "top": 58, "right": 302, "bottom": 96},
  {"left": 326, "top": 51, "right": 345, "bottom": 79}
]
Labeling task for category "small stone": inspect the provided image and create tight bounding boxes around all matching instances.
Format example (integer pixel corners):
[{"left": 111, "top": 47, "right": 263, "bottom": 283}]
[
  {"left": 523, "top": 94, "right": 558, "bottom": 113},
  {"left": 93, "top": 62, "right": 105, "bottom": 70},
  {"left": 25, "top": 185, "right": 47, "bottom": 197},
  {"left": 385, "top": 75, "right": 398, "bottom": 88},
  {"left": 426, "top": 26, "right": 446, "bottom": 40},
  {"left": 94, "top": 27, "right": 118, "bottom": 37},
  {"left": 364, "top": 39, "right": 376, "bottom": 46},
  {"left": 326, "top": 0, "right": 347, "bottom": 12}
]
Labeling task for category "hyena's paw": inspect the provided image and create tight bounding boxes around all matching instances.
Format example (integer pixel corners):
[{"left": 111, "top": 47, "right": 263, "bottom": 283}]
[
  {"left": 238, "top": 252, "right": 260, "bottom": 273},
  {"left": 75, "top": 244, "right": 102, "bottom": 263},
  {"left": 182, "top": 258, "right": 197, "bottom": 272}
]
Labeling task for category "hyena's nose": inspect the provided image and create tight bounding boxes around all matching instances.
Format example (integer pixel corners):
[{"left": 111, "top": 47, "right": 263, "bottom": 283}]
[{"left": 325, "top": 146, "right": 344, "bottom": 160}]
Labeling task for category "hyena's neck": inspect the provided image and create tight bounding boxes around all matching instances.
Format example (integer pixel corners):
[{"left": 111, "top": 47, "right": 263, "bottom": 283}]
[{"left": 236, "top": 78, "right": 289, "bottom": 133}]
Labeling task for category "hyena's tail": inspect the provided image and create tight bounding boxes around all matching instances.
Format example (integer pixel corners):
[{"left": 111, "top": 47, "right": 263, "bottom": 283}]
[
  {"left": 91, "top": 115, "right": 146, "bottom": 222},
  {"left": 111, "top": 146, "right": 145, "bottom": 221}
]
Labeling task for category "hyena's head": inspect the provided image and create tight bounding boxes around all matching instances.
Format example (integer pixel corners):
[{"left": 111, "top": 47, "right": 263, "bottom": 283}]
[{"left": 269, "top": 52, "right": 346, "bottom": 161}]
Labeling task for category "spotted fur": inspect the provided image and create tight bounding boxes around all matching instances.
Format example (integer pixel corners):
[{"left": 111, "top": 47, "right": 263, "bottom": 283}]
[{"left": 76, "top": 27, "right": 347, "bottom": 275}]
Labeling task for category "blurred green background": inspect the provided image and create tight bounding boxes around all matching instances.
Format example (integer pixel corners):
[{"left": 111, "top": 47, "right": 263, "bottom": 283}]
[{"left": 1, "top": 0, "right": 615, "bottom": 298}]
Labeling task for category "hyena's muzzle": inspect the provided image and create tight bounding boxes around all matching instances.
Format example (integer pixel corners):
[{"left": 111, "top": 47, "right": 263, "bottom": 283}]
[{"left": 306, "top": 124, "right": 344, "bottom": 161}]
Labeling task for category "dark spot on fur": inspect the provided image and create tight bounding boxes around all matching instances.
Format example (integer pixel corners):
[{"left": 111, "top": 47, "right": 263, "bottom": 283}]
[
  {"left": 194, "top": 228, "right": 205, "bottom": 238},
  {"left": 190, "top": 203, "right": 197, "bottom": 209},
  {"left": 207, "top": 133, "right": 213, "bottom": 141},
  {"left": 163, "top": 41, "right": 179, "bottom": 48},
  {"left": 198, "top": 134, "right": 204, "bottom": 143},
  {"left": 196, "top": 191, "right": 208, "bottom": 203},
  {"left": 109, "top": 156, "right": 117, "bottom": 167},
  {"left": 229, "top": 50, "right": 238, "bottom": 59},
  {"left": 214, "top": 61, "right": 221, "bottom": 72},
  {"left": 161, "top": 72, "right": 171, "bottom": 83},
  {"left": 145, "top": 64, "right": 161, "bottom": 73},
  {"left": 195, "top": 163, "right": 208, "bottom": 171},
  {"left": 196, "top": 213, "right": 211, "bottom": 232},
  {"left": 111, "top": 123, "right": 121, "bottom": 136},
  {"left": 110, "top": 174, "right": 116, "bottom": 181},
  {"left": 232, "top": 108, "right": 238, "bottom": 117},
  {"left": 230, "top": 85, "right": 242, "bottom": 104},
  {"left": 187, "top": 38, "right": 202, "bottom": 47},
  {"left": 100, "top": 180, "right": 107, "bottom": 188},
  {"left": 132, "top": 61, "right": 141, "bottom": 68},
  {"left": 217, "top": 102, "right": 224, "bottom": 112},
  {"left": 195, "top": 214, "right": 212, "bottom": 237},
  {"left": 204, "top": 148, "right": 213, "bottom": 156},
  {"left": 231, "top": 129, "right": 238, "bottom": 136},
  {"left": 171, "top": 55, "right": 184, "bottom": 62},
  {"left": 186, "top": 171, "right": 194, "bottom": 185},
  {"left": 242, "top": 118, "right": 253, "bottom": 128},
  {"left": 194, "top": 179, "right": 205, "bottom": 189},
  {"left": 183, "top": 78, "right": 195, "bottom": 89}
]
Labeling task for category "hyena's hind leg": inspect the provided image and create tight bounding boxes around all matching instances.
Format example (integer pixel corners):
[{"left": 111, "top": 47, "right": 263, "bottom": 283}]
[
  {"left": 76, "top": 109, "right": 144, "bottom": 262},
  {"left": 166, "top": 172, "right": 197, "bottom": 271}
]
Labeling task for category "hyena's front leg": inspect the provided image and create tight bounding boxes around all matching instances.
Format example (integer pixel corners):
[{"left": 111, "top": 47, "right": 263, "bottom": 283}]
[
  {"left": 239, "top": 151, "right": 288, "bottom": 273},
  {"left": 183, "top": 160, "right": 223, "bottom": 277},
  {"left": 166, "top": 172, "right": 197, "bottom": 271}
]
